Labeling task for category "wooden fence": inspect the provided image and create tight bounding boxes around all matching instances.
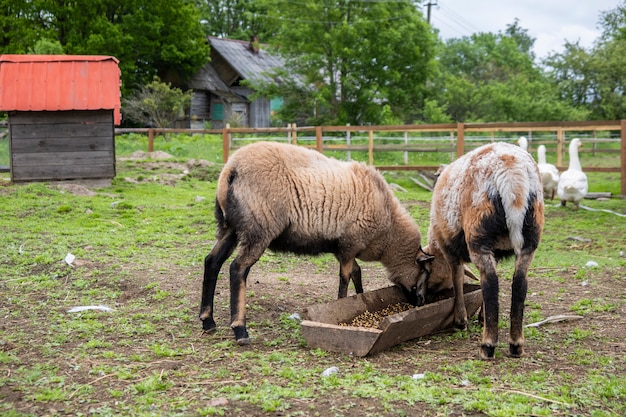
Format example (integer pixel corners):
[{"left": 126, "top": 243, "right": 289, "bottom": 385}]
[{"left": 116, "top": 120, "right": 626, "bottom": 196}]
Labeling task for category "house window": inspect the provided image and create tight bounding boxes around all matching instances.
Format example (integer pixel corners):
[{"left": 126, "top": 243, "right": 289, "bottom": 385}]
[{"left": 212, "top": 103, "right": 224, "bottom": 120}]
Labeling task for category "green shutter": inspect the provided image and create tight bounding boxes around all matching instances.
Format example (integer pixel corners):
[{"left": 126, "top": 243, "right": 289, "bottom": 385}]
[
  {"left": 212, "top": 103, "right": 224, "bottom": 120},
  {"left": 270, "top": 97, "right": 284, "bottom": 111}
]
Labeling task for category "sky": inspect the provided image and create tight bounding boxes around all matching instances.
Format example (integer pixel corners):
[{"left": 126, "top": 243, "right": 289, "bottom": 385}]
[{"left": 427, "top": 0, "right": 620, "bottom": 59}]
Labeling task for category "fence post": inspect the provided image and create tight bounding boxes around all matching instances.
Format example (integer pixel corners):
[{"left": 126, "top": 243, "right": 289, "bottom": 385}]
[
  {"left": 403, "top": 131, "right": 408, "bottom": 165},
  {"left": 368, "top": 130, "right": 374, "bottom": 165},
  {"left": 556, "top": 128, "right": 564, "bottom": 168},
  {"left": 222, "top": 123, "right": 231, "bottom": 163},
  {"left": 148, "top": 128, "right": 154, "bottom": 153},
  {"left": 315, "top": 126, "right": 323, "bottom": 152},
  {"left": 346, "top": 123, "right": 351, "bottom": 161},
  {"left": 449, "top": 130, "right": 455, "bottom": 162},
  {"left": 292, "top": 123, "right": 298, "bottom": 144},
  {"left": 456, "top": 122, "right": 465, "bottom": 158},
  {"left": 621, "top": 120, "right": 626, "bottom": 197}
]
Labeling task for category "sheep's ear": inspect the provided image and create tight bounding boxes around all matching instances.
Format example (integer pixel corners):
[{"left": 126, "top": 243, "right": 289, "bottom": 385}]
[{"left": 416, "top": 252, "right": 434, "bottom": 265}]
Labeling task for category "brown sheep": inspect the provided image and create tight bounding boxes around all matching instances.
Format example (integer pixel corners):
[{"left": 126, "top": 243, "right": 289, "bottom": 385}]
[{"left": 199, "top": 141, "right": 433, "bottom": 344}]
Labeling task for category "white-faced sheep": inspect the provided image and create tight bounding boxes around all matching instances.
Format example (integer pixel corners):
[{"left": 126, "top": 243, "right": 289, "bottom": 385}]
[
  {"left": 199, "top": 141, "right": 434, "bottom": 345},
  {"left": 424, "top": 142, "right": 544, "bottom": 360}
]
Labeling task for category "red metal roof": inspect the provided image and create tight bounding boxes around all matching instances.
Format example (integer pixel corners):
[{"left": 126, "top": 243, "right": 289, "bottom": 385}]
[{"left": 0, "top": 54, "right": 121, "bottom": 125}]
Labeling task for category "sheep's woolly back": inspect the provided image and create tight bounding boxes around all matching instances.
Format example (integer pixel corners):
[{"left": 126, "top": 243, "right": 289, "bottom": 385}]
[
  {"left": 430, "top": 142, "right": 543, "bottom": 256},
  {"left": 216, "top": 141, "right": 421, "bottom": 267}
]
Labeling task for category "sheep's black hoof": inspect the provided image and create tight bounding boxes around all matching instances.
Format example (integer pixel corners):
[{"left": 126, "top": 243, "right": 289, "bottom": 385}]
[
  {"left": 508, "top": 343, "right": 524, "bottom": 358},
  {"left": 236, "top": 337, "right": 251, "bottom": 346},
  {"left": 233, "top": 326, "right": 250, "bottom": 345},
  {"left": 201, "top": 317, "right": 217, "bottom": 332},
  {"left": 479, "top": 344, "right": 496, "bottom": 360},
  {"left": 453, "top": 320, "right": 468, "bottom": 331}
]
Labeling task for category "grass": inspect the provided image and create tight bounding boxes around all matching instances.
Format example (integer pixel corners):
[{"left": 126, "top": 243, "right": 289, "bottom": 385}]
[{"left": 0, "top": 133, "right": 625, "bottom": 416}]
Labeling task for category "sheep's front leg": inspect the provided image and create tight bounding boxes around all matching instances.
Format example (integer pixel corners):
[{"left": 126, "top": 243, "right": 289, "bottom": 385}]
[
  {"left": 474, "top": 253, "right": 499, "bottom": 360},
  {"left": 351, "top": 260, "right": 363, "bottom": 294},
  {"left": 450, "top": 261, "right": 468, "bottom": 330},
  {"left": 337, "top": 258, "right": 355, "bottom": 298}
]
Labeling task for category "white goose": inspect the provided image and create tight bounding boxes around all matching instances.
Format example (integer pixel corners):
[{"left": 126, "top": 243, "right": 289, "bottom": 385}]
[
  {"left": 517, "top": 136, "right": 529, "bottom": 152},
  {"left": 557, "top": 138, "right": 588, "bottom": 209},
  {"left": 537, "top": 145, "right": 560, "bottom": 200}
]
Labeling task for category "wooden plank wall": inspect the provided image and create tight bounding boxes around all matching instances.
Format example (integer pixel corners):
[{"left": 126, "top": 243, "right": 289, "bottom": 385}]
[
  {"left": 249, "top": 97, "right": 271, "bottom": 128},
  {"left": 9, "top": 110, "right": 115, "bottom": 182}
]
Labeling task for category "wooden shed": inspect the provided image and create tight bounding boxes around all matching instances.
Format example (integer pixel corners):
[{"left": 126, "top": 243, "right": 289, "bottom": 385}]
[{"left": 0, "top": 54, "right": 121, "bottom": 182}]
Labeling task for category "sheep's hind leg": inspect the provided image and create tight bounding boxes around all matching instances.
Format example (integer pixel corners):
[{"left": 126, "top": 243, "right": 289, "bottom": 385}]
[
  {"left": 228, "top": 243, "right": 266, "bottom": 345},
  {"left": 200, "top": 230, "right": 237, "bottom": 332},
  {"left": 229, "top": 258, "right": 252, "bottom": 344},
  {"left": 475, "top": 255, "right": 499, "bottom": 360},
  {"left": 508, "top": 253, "right": 532, "bottom": 358}
]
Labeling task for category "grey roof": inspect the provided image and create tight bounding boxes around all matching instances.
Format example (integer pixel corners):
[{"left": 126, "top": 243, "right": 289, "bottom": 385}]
[
  {"left": 187, "top": 62, "right": 229, "bottom": 92},
  {"left": 208, "top": 37, "right": 285, "bottom": 83}
]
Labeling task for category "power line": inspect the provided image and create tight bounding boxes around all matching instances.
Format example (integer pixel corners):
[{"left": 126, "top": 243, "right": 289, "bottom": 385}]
[
  {"left": 430, "top": 1, "right": 483, "bottom": 39},
  {"left": 255, "top": 13, "right": 409, "bottom": 24}
]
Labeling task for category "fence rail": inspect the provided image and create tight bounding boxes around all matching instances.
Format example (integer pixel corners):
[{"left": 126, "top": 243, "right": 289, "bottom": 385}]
[{"left": 115, "top": 120, "right": 626, "bottom": 196}]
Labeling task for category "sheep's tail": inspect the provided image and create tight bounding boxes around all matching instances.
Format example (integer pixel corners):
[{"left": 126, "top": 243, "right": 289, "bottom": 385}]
[
  {"left": 495, "top": 164, "right": 539, "bottom": 255},
  {"left": 213, "top": 163, "right": 239, "bottom": 235},
  {"left": 214, "top": 196, "right": 226, "bottom": 233},
  {"left": 216, "top": 164, "right": 237, "bottom": 217}
]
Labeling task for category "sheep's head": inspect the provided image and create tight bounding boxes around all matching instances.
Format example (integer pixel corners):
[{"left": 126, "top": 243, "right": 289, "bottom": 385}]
[
  {"left": 422, "top": 243, "right": 479, "bottom": 297},
  {"left": 423, "top": 244, "right": 454, "bottom": 293},
  {"left": 393, "top": 247, "right": 434, "bottom": 307}
]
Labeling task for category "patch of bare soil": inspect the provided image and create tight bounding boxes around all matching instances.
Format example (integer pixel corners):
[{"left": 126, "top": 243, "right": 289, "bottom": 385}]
[
  {"left": 121, "top": 158, "right": 220, "bottom": 185},
  {"left": 120, "top": 150, "right": 176, "bottom": 160},
  {"left": 53, "top": 183, "right": 98, "bottom": 196}
]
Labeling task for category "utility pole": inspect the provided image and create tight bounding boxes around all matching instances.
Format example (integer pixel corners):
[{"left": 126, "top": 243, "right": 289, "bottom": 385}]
[{"left": 425, "top": 1, "right": 438, "bottom": 24}]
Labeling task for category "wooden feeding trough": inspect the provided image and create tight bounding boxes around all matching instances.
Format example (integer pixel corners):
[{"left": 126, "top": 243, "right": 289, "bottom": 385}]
[{"left": 301, "top": 283, "right": 483, "bottom": 356}]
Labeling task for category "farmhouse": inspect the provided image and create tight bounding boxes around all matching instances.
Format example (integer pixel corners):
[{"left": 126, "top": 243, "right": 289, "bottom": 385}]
[
  {"left": 0, "top": 54, "right": 121, "bottom": 183},
  {"left": 188, "top": 36, "right": 287, "bottom": 129}
]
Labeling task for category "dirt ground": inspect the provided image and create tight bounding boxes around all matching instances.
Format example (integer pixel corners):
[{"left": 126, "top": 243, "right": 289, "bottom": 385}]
[
  {"left": 2, "top": 233, "right": 626, "bottom": 415},
  {"left": 118, "top": 262, "right": 626, "bottom": 413},
  {"left": 209, "top": 260, "right": 626, "bottom": 352}
]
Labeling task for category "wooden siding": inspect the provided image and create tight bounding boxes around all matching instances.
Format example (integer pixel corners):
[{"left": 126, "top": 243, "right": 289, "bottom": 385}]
[
  {"left": 9, "top": 110, "right": 115, "bottom": 182},
  {"left": 249, "top": 97, "right": 271, "bottom": 128},
  {"left": 190, "top": 91, "right": 210, "bottom": 122}
]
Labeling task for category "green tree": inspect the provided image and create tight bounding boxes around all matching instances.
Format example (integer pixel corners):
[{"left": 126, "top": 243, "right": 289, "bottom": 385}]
[
  {"left": 0, "top": 0, "right": 210, "bottom": 95},
  {"left": 0, "top": 0, "right": 50, "bottom": 53},
  {"left": 196, "top": 0, "right": 277, "bottom": 40},
  {"left": 543, "top": 41, "right": 594, "bottom": 108},
  {"left": 591, "top": 39, "right": 626, "bottom": 119},
  {"left": 29, "top": 39, "right": 65, "bottom": 54},
  {"left": 122, "top": 77, "right": 191, "bottom": 128},
  {"left": 544, "top": 1, "right": 626, "bottom": 119},
  {"left": 431, "top": 22, "right": 587, "bottom": 122},
  {"left": 253, "top": 0, "right": 437, "bottom": 125}
]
